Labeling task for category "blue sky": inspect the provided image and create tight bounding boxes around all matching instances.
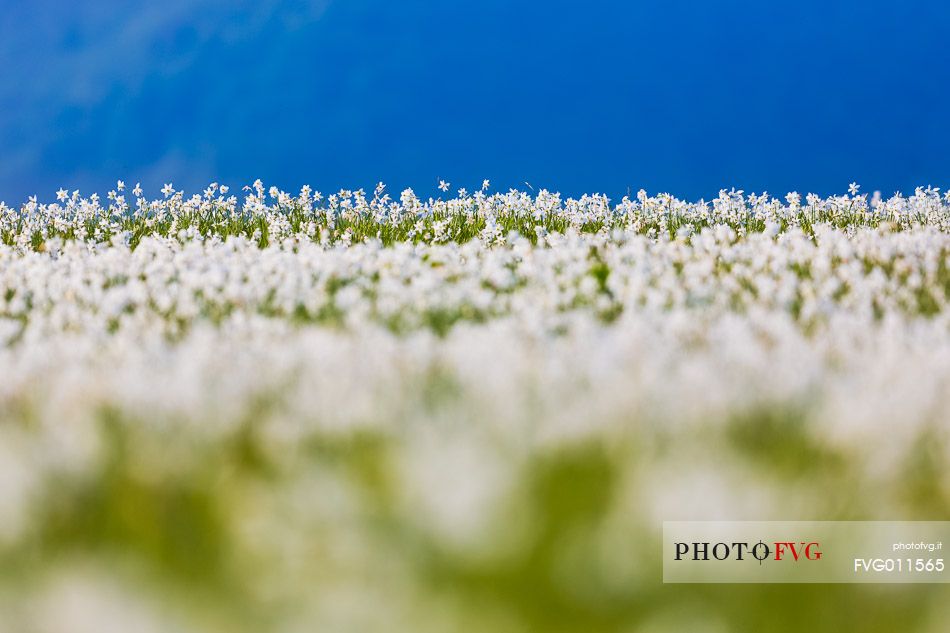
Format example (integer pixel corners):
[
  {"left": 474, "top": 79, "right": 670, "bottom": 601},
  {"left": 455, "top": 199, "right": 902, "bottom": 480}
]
[{"left": 1, "top": 0, "right": 948, "bottom": 202}]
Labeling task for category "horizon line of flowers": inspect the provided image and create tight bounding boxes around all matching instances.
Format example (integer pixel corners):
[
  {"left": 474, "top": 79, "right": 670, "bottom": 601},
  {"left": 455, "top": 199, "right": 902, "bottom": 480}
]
[{"left": 6, "top": 179, "right": 950, "bottom": 210}]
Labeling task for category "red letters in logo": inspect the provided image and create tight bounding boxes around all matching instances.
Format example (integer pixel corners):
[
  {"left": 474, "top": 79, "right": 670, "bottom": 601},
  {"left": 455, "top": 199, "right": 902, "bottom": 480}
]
[{"left": 774, "top": 542, "right": 822, "bottom": 561}]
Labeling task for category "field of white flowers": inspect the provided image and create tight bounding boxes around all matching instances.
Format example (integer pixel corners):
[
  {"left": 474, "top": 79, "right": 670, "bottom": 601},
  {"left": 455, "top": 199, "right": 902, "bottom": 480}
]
[{"left": 1, "top": 181, "right": 949, "bottom": 632}]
